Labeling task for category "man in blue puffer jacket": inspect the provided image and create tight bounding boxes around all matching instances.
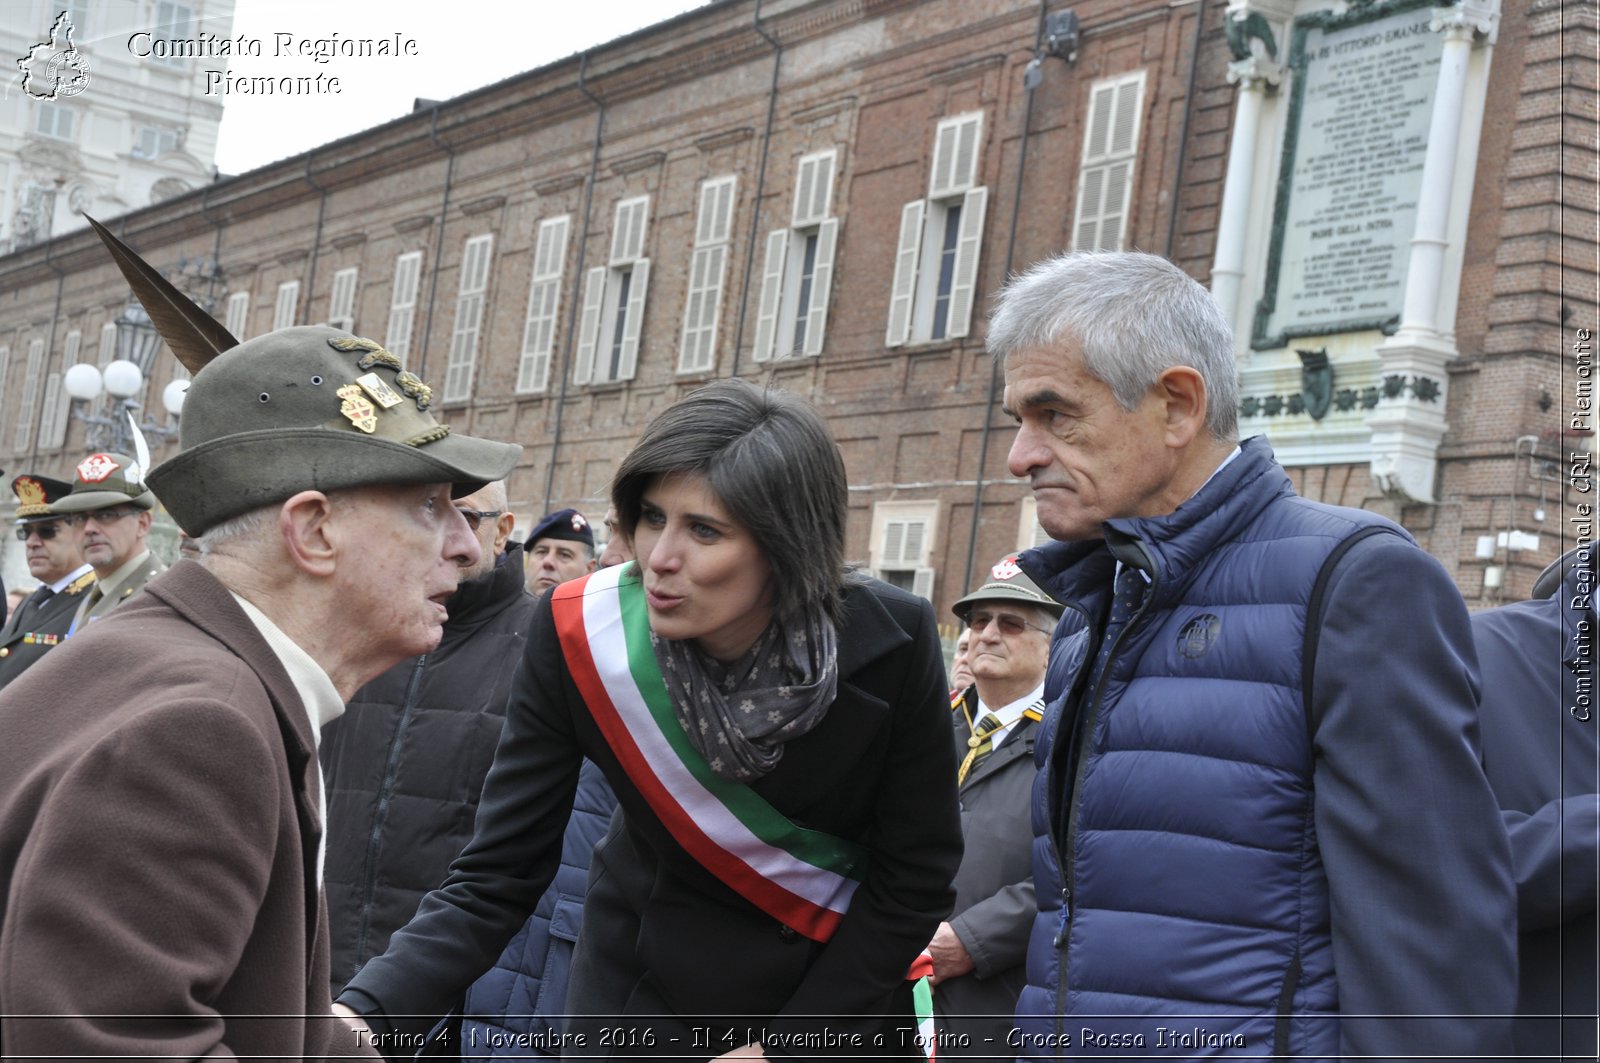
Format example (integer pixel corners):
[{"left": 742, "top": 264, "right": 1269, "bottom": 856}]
[{"left": 991, "top": 251, "right": 1516, "bottom": 1059}]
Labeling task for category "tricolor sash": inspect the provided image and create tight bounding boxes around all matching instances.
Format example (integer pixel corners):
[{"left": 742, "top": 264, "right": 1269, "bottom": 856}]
[{"left": 552, "top": 562, "right": 865, "bottom": 942}]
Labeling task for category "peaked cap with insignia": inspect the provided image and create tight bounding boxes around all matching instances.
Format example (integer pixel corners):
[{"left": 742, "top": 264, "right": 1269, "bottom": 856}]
[
  {"left": 952, "top": 554, "right": 1065, "bottom": 621},
  {"left": 84, "top": 215, "right": 521, "bottom": 535},
  {"left": 11, "top": 473, "right": 75, "bottom": 522},
  {"left": 52, "top": 453, "right": 157, "bottom": 514}
]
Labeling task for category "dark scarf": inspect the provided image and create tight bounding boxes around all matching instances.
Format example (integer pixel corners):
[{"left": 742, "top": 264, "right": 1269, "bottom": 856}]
[{"left": 652, "top": 608, "right": 838, "bottom": 782}]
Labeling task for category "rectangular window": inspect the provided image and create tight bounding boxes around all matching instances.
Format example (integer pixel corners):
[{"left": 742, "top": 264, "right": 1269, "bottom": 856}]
[
  {"left": 38, "top": 371, "right": 69, "bottom": 450},
  {"left": 870, "top": 500, "right": 938, "bottom": 602},
  {"left": 574, "top": 197, "right": 651, "bottom": 385},
  {"left": 1071, "top": 72, "right": 1145, "bottom": 253},
  {"left": 444, "top": 234, "right": 494, "bottom": 403},
  {"left": 386, "top": 251, "right": 423, "bottom": 365},
  {"left": 887, "top": 112, "right": 988, "bottom": 347},
  {"left": 14, "top": 339, "right": 45, "bottom": 453},
  {"left": 679, "top": 176, "right": 736, "bottom": 373},
  {"left": 752, "top": 152, "right": 839, "bottom": 361},
  {"left": 224, "top": 292, "right": 249, "bottom": 338},
  {"left": 34, "top": 103, "right": 74, "bottom": 141},
  {"left": 153, "top": 2, "right": 194, "bottom": 68},
  {"left": 328, "top": 267, "right": 358, "bottom": 332},
  {"left": 132, "top": 126, "right": 180, "bottom": 159},
  {"left": 517, "top": 216, "right": 570, "bottom": 393},
  {"left": 274, "top": 281, "right": 299, "bottom": 330}
]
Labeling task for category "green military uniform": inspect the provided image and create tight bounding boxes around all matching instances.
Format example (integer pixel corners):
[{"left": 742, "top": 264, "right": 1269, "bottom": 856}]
[{"left": 52, "top": 452, "right": 166, "bottom": 632}]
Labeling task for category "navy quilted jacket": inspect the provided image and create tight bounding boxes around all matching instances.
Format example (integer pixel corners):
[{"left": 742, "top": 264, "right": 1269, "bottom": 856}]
[{"left": 1012, "top": 436, "right": 1516, "bottom": 1059}]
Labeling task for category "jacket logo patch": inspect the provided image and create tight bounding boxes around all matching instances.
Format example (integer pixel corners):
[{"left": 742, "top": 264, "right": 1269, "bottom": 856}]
[{"left": 1176, "top": 613, "right": 1221, "bottom": 659}]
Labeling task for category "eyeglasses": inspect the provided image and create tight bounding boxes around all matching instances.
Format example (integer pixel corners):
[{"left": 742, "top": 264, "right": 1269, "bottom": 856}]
[
  {"left": 63, "top": 507, "right": 137, "bottom": 527},
  {"left": 15, "top": 521, "right": 64, "bottom": 541},
  {"left": 966, "top": 609, "right": 1052, "bottom": 637},
  {"left": 455, "top": 508, "right": 503, "bottom": 532}
]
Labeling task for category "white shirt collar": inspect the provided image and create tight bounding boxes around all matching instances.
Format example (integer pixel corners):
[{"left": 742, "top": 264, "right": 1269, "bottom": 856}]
[
  {"left": 48, "top": 563, "right": 94, "bottom": 594},
  {"left": 976, "top": 679, "right": 1047, "bottom": 748},
  {"left": 228, "top": 593, "right": 345, "bottom": 741}
]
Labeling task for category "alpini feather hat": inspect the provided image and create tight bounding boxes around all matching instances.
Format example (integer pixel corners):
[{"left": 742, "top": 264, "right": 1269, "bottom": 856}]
[{"left": 85, "top": 216, "right": 521, "bottom": 536}]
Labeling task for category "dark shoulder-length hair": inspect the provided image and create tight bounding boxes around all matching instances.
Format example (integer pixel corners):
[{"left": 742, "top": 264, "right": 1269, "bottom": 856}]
[{"left": 612, "top": 379, "right": 848, "bottom": 624}]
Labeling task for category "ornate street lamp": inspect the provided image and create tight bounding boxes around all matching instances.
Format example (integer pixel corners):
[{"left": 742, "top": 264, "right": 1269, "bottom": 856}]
[{"left": 64, "top": 299, "right": 186, "bottom": 454}]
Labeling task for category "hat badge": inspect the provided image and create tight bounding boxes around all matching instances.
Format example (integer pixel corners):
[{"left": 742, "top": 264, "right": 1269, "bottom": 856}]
[
  {"left": 571, "top": 513, "right": 587, "bottom": 531},
  {"left": 77, "top": 453, "right": 121, "bottom": 484},
  {"left": 15, "top": 477, "right": 46, "bottom": 508},
  {"left": 991, "top": 555, "right": 1022, "bottom": 581}
]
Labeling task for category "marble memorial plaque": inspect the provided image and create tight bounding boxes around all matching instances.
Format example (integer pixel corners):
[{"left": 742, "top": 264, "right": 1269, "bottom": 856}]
[{"left": 1254, "top": 1, "right": 1444, "bottom": 349}]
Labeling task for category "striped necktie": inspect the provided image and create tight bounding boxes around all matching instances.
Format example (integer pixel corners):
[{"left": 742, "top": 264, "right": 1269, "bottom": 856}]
[{"left": 957, "top": 712, "right": 1005, "bottom": 783}]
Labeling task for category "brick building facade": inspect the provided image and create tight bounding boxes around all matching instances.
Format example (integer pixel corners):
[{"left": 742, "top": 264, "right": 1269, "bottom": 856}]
[{"left": 0, "top": 0, "right": 1594, "bottom": 623}]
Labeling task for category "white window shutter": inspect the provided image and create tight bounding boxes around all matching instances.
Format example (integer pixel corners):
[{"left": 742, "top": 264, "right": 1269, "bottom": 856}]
[
  {"left": 63, "top": 330, "right": 81, "bottom": 366},
  {"left": 329, "top": 267, "right": 358, "bottom": 331},
  {"left": 883, "top": 520, "right": 906, "bottom": 566},
  {"left": 698, "top": 176, "right": 736, "bottom": 245},
  {"left": 617, "top": 258, "right": 649, "bottom": 381},
  {"left": 98, "top": 322, "right": 117, "bottom": 367},
  {"left": 902, "top": 519, "right": 926, "bottom": 564},
  {"left": 945, "top": 186, "right": 989, "bottom": 339},
  {"left": 519, "top": 216, "right": 570, "bottom": 392},
  {"left": 792, "top": 151, "right": 835, "bottom": 227},
  {"left": 752, "top": 229, "right": 789, "bottom": 363},
  {"left": 886, "top": 200, "right": 925, "bottom": 347},
  {"left": 929, "top": 113, "right": 983, "bottom": 199},
  {"left": 801, "top": 218, "right": 838, "bottom": 357},
  {"left": 1072, "top": 72, "right": 1145, "bottom": 253},
  {"left": 611, "top": 196, "right": 650, "bottom": 264},
  {"left": 573, "top": 266, "right": 607, "bottom": 385},
  {"left": 911, "top": 567, "right": 936, "bottom": 601},
  {"left": 225, "top": 292, "right": 250, "bottom": 339},
  {"left": 37, "top": 373, "right": 62, "bottom": 449},
  {"left": 679, "top": 243, "right": 726, "bottom": 372},
  {"left": 274, "top": 281, "right": 299, "bottom": 330}
]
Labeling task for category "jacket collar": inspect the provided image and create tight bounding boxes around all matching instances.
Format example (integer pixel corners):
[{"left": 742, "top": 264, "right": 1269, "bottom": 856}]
[
  {"left": 836, "top": 574, "right": 913, "bottom": 679},
  {"left": 442, "top": 547, "right": 532, "bottom": 636},
  {"left": 1020, "top": 436, "right": 1293, "bottom": 613}
]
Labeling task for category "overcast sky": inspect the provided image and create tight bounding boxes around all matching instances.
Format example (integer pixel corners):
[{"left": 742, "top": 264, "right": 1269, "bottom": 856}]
[{"left": 214, "top": 0, "right": 709, "bottom": 175}]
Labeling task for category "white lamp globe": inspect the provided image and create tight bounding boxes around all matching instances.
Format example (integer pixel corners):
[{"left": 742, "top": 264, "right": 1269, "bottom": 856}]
[
  {"left": 162, "top": 379, "right": 189, "bottom": 416},
  {"left": 102, "top": 359, "right": 144, "bottom": 399},
  {"left": 63, "top": 362, "right": 105, "bottom": 401}
]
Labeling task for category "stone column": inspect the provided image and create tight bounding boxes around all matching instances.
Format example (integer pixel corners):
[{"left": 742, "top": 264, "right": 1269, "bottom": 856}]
[
  {"left": 1211, "top": 2, "right": 1287, "bottom": 340},
  {"left": 1368, "top": 0, "right": 1499, "bottom": 503}
]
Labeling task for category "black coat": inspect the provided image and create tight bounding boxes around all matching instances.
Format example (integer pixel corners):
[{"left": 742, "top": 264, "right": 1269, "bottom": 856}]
[
  {"left": 322, "top": 550, "right": 537, "bottom": 993},
  {"left": 0, "top": 568, "right": 95, "bottom": 692},
  {"left": 341, "top": 574, "right": 963, "bottom": 1061},
  {"left": 1472, "top": 551, "right": 1599, "bottom": 1061}
]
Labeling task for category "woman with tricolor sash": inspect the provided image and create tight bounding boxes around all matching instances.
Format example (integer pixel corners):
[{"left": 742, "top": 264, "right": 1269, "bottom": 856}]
[{"left": 338, "top": 380, "right": 964, "bottom": 1060}]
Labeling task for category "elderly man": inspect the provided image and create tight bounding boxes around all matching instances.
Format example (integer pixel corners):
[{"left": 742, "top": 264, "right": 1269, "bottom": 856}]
[
  {"left": 996, "top": 251, "right": 1515, "bottom": 1058},
  {"left": 0, "top": 219, "right": 520, "bottom": 1063},
  {"left": 927, "top": 556, "right": 1060, "bottom": 1056},
  {"left": 52, "top": 452, "right": 166, "bottom": 629},
  {"left": 522, "top": 507, "right": 596, "bottom": 596},
  {"left": 0, "top": 474, "right": 94, "bottom": 690},
  {"left": 322, "top": 478, "right": 538, "bottom": 994}
]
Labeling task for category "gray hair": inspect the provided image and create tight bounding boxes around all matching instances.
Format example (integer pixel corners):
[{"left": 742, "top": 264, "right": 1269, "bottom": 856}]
[
  {"left": 986, "top": 251, "right": 1239, "bottom": 440},
  {"left": 612, "top": 379, "right": 848, "bottom": 624},
  {"left": 194, "top": 503, "right": 278, "bottom": 558}
]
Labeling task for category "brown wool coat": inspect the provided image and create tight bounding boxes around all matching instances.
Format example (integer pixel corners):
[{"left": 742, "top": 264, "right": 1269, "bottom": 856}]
[{"left": 0, "top": 560, "right": 377, "bottom": 1061}]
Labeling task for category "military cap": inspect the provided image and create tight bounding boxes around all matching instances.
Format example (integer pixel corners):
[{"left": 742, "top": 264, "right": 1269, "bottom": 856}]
[
  {"left": 146, "top": 327, "right": 520, "bottom": 535},
  {"left": 523, "top": 507, "right": 594, "bottom": 551},
  {"left": 82, "top": 214, "right": 520, "bottom": 537},
  {"left": 952, "top": 554, "right": 1065, "bottom": 621},
  {"left": 51, "top": 453, "right": 157, "bottom": 515},
  {"left": 11, "top": 474, "right": 75, "bottom": 523}
]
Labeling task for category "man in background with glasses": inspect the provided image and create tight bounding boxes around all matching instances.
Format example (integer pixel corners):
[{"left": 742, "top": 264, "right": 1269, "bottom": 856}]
[
  {"left": 0, "top": 474, "right": 94, "bottom": 691},
  {"left": 51, "top": 451, "right": 165, "bottom": 632},
  {"left": 926, "top": 554, "right": 1062, "bottom": 1055},
  {"left": 321, "top": 478, "right": 540, "bottom": 997}
]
